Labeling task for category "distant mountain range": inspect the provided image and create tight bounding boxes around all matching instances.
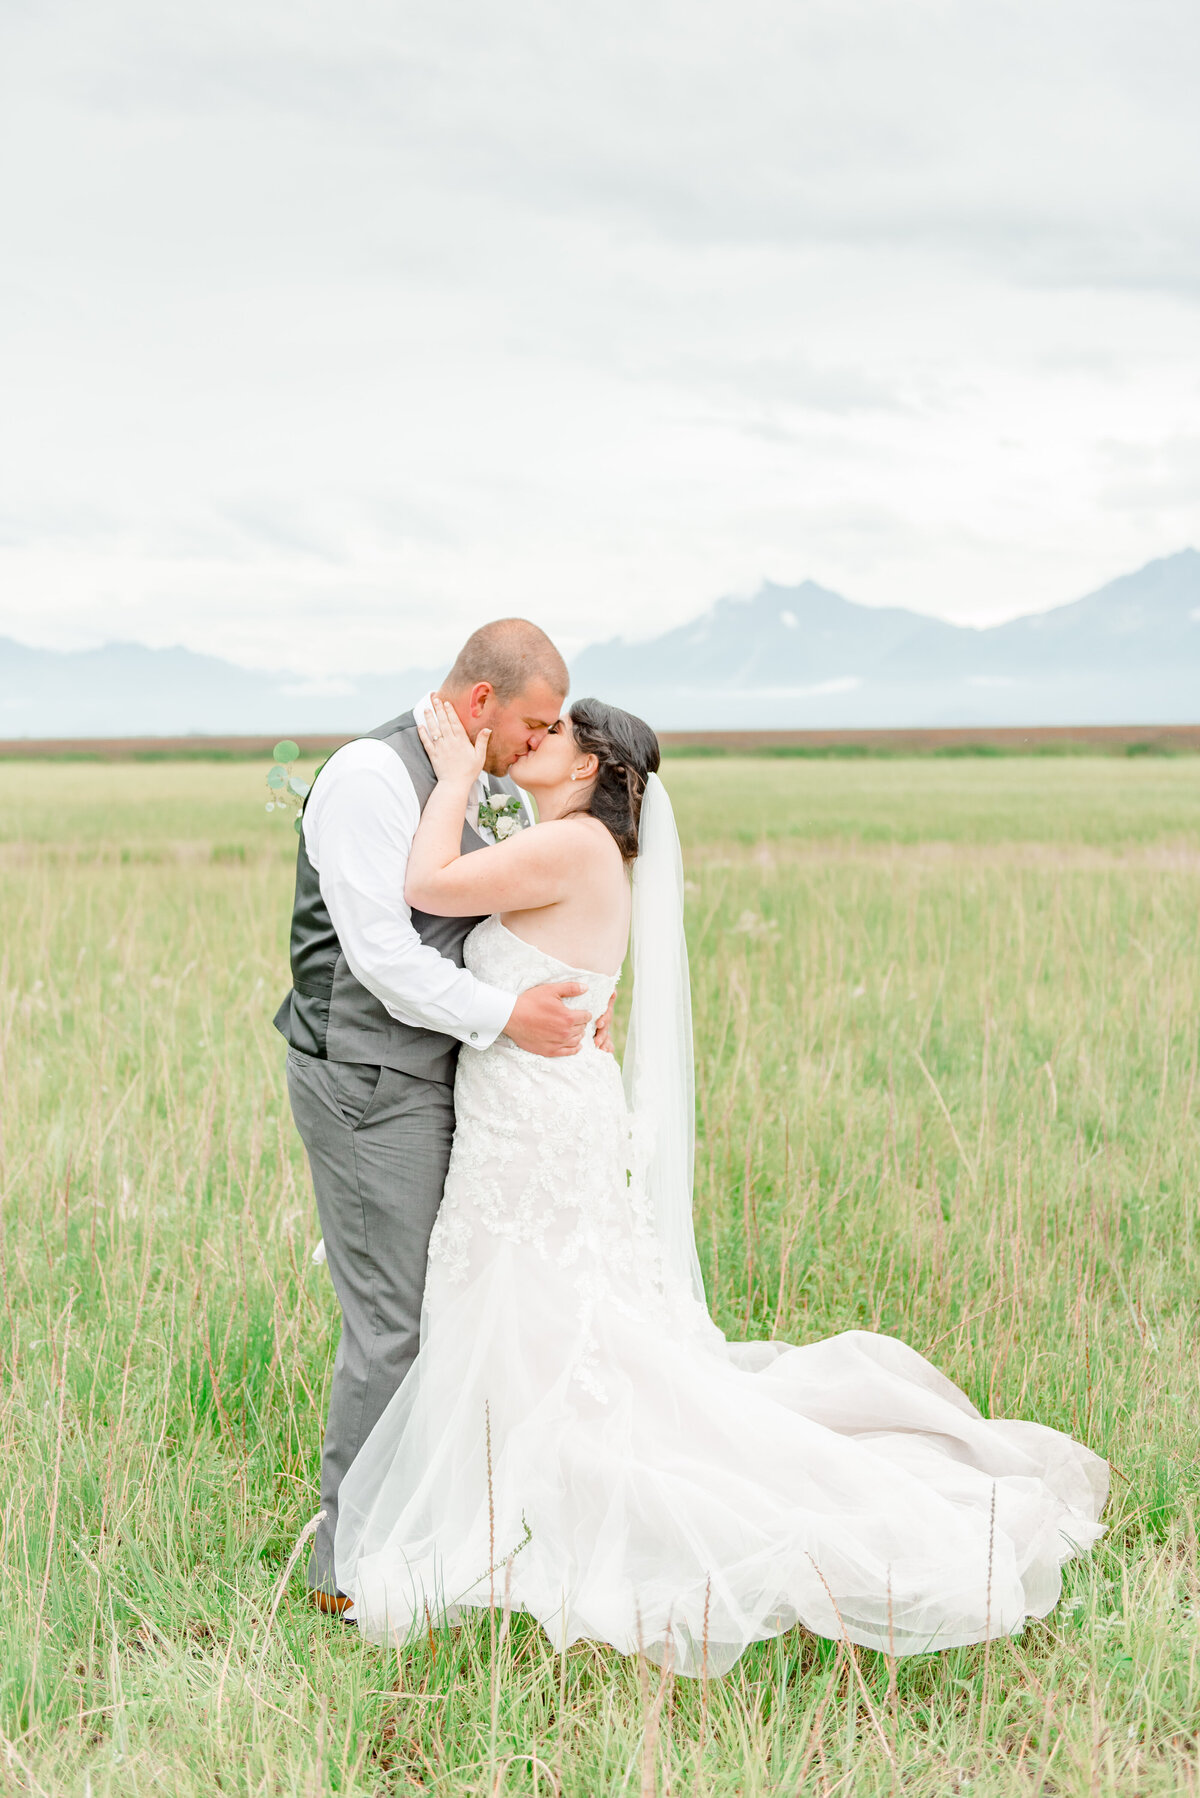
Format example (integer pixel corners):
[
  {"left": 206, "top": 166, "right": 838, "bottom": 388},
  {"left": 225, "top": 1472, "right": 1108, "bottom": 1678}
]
[
  {"left": 3, "top": 549, "right": 1198, "bottom": 737},
  {"left": 573, "top": 549, "right": 1200, "bottom": 729}
]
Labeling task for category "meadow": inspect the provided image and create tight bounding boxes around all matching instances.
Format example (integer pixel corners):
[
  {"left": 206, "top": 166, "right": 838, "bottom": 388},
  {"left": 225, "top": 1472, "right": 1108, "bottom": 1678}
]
[{"left": 1, "top": 754, "right": 1198, "bottom": 1796}]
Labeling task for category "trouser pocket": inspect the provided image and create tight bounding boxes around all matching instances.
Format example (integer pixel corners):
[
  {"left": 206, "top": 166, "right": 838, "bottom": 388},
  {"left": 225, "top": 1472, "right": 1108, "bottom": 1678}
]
[{"left": 333, "top": 1062, "right": 384, "bottom": 1130}]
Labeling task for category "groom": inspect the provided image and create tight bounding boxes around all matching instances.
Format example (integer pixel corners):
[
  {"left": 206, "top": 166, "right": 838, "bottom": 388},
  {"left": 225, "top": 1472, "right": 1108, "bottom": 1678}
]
[{"left": 275, "top": 618, "right": 594, "bottom": 1609}]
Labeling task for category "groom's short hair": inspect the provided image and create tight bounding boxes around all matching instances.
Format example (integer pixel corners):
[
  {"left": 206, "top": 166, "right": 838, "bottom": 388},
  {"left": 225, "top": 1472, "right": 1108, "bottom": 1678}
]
[{"left": 444, "top": 619, "right": 568, "bottom": 704}]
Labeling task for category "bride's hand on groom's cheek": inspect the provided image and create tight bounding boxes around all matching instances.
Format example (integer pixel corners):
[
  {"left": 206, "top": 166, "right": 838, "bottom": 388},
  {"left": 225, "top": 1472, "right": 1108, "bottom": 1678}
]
[{"left": 417, "top": 694, "right": 489, "bottom": 784}]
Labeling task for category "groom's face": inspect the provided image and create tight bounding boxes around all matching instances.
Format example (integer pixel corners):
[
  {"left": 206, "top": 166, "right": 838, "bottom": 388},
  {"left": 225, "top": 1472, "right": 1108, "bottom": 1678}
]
[{"left": 471, "top": 678, "right": 566, "bottom": 775}]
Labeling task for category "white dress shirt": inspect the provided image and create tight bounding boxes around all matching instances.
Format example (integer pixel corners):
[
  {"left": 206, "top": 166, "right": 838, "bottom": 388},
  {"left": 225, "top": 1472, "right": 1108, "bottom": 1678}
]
[{"left": 301, "top": 698, "right": 517, "bottom": 1049}]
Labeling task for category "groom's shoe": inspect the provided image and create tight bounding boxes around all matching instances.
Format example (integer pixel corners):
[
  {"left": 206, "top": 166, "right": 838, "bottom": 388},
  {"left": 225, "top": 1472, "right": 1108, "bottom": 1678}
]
[{"left": 309, "top": 1588, "right": 355, "bottom": 1619}]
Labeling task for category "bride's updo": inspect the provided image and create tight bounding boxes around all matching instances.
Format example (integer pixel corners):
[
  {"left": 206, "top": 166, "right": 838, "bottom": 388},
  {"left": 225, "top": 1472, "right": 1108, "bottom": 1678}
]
[{"left": 568, "top": 697, "right": 661, "bottom": 863}]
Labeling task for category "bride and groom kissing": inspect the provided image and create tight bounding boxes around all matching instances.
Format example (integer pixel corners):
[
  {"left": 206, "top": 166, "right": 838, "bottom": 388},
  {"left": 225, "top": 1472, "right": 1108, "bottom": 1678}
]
[{"left": 275, "top": 616, "right": 1107, "bottom": 1674}]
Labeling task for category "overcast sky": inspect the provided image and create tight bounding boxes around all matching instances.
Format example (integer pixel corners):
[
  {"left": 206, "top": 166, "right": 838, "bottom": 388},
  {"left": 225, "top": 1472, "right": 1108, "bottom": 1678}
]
[{"left": 2, "top": 0, "right": 1198, "bottom": 675}]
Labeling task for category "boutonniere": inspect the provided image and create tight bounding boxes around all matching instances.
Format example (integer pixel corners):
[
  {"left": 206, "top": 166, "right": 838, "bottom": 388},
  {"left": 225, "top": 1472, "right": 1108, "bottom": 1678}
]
[{"left": 478, "top": 791, "right": 526, "bottom": 841}]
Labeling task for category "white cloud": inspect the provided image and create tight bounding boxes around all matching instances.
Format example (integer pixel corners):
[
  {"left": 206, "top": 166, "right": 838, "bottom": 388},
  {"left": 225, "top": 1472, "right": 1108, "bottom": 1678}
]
[
  {"left": 0, "top": 0, "right": 1198, "bottom": 673},
  {"left": 712, "top": 677, "right": 862, "bottom": 699},
  {"left": 280, "top": 677, "right": 357, "bottom": 698}
]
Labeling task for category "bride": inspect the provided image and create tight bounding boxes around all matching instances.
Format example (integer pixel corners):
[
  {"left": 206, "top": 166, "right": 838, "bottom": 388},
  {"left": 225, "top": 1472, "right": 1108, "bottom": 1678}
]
[{"left": 334, "top": 693, "right": 1108, "bottom": 1673}]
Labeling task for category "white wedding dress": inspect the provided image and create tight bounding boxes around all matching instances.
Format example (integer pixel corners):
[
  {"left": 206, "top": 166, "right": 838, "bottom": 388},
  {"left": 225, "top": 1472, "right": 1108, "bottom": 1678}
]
[{"left": 335, "top": 912, "right": 1108, "bottom": 1673}]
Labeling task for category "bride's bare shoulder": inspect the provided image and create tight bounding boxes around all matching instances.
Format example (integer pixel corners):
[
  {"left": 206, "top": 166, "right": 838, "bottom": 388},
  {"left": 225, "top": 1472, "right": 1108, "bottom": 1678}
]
[
  {"left": 551, "top": 813, "right": 625, "bottom": 857},
  {"left": 535, "top": 814, "right": 627, "bottom": 879}
]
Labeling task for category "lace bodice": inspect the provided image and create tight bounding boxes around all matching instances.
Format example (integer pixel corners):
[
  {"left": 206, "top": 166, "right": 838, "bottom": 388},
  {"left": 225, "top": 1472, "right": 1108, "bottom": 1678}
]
[
  {"left": 463, "top": 914, "right": 619, "bottom": 1038},
  {"left": 424, "top": 913, "right": 684, "bottom": 1387}
]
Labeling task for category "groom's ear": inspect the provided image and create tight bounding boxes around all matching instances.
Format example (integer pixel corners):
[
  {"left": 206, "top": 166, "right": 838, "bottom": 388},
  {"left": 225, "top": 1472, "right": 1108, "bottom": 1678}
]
[{"left": 464, "top": 681, "right": 495, "bottom": 721}]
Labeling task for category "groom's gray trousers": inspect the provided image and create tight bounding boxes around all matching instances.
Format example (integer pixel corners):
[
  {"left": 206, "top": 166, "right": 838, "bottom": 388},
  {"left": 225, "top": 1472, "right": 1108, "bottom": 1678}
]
[
  {"left": 275, "top": 709, "right": 500, "bottom": 1594},
  {"left": 286, "top": 1047, "right": 456, "bottom": 1596}
]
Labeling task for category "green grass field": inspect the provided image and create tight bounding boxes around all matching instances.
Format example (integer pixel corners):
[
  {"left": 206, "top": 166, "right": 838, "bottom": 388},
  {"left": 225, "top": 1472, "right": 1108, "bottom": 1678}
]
[{"left": 2, "top": 755, "right": 1198, "bottom": 1795}]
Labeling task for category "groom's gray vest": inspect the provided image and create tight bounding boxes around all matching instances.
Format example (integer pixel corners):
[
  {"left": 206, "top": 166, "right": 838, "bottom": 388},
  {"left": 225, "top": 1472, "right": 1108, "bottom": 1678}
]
[{"left": 273, "top": 710, "right": 493, "bottom": 1086}]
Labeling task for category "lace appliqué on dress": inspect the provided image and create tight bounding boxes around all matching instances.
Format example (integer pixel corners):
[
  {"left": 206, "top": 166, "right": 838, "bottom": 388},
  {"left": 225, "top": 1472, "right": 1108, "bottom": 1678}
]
[{"left": 425, "top": 918, "right": 679, "bottom": 1393}]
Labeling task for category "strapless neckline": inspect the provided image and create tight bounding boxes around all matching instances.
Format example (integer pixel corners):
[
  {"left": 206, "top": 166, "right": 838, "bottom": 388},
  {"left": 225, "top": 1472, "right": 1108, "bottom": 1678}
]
[
  {"left": 493, "top": 917, "right": 622, "bottom": 982},
  {"left": 463, "top": 915, "right": 620, "bottom": 1028}
]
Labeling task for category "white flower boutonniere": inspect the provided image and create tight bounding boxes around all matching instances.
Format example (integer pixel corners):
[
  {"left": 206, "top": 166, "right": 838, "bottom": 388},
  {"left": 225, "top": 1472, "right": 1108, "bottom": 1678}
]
[{"left": 478, "top": 791, "right": 526, "bottom": 842}]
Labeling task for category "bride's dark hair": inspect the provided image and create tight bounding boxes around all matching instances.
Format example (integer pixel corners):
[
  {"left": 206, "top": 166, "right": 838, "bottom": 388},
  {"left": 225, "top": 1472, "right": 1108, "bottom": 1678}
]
[{"left": 568, "top": 698, "right": 661, "bottom": 863}]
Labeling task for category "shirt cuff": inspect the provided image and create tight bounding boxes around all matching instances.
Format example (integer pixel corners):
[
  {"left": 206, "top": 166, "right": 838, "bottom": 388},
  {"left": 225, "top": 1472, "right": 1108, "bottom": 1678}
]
[{"left": 457, "top": 981, "right": 518, "bottom": 1050}]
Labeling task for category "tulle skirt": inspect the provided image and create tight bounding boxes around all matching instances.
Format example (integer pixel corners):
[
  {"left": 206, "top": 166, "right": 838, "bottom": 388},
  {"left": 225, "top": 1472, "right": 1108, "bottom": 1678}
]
[{"left": 335, "top": 1238, "right": 1108, "bottom": 1674}]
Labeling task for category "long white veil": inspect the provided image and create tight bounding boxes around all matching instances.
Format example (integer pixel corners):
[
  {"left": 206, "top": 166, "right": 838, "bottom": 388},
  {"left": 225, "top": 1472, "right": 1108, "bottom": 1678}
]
[{"left": 621, "top": 772, "right": 707, "bottom": 1307}]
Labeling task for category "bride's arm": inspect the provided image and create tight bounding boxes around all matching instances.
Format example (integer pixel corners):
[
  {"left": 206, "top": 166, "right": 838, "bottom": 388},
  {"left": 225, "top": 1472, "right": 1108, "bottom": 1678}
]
[{"left": 405, "top": 696, "right": 579, "bottom": 916}]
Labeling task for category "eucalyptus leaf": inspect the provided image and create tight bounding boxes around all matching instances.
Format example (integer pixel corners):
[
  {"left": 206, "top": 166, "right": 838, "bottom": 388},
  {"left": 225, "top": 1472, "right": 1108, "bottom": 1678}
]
[
  {"left": 288, "top": 775, "right": 310, "bottom": 798},
  {"left": 273, "top": 740, "right": 300, "bottom": 764},
  {"left": 266, "top": 766, "right": 285, "bottom": 789},
  {"left": 294, "top": 816, "right": 303, "bottom": 834}
]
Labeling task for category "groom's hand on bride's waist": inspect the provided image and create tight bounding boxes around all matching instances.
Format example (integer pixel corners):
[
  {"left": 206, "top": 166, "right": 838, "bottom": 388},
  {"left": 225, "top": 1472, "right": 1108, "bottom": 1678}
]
[
  {"left": 503, "top": 982, "right": 590, "bottom": 1057},
  {"left": 593, "top": 994, "right": 615, "bottom": 1055}
]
